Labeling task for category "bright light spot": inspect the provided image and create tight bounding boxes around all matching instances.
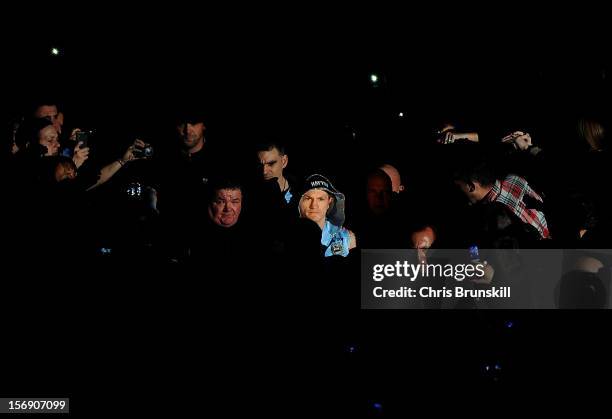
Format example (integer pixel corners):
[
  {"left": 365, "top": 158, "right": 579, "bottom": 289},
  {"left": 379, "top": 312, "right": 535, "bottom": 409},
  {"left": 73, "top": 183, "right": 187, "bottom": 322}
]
[
  {"left": 399, "top": 112, "right": 404, "bottom": 117},
  {"left": 370, "top": 74, "right": 378, "bottom": 83},
  {"left": 51, "top": 48, "right": 60, "bottom": 56}
]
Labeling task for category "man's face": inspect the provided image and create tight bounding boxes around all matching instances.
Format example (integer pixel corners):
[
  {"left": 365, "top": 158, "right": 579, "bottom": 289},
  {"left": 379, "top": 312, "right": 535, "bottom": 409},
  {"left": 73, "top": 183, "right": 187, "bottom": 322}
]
[
  {"left": 35, "top": 105, "right": 62, "bottom": 134},
  {"left": 39, "top": 125, "right": 60, "bottom": 156},
  {"left": 454, "top": 180, "right": 479, "bottom": 204},
  {"left": 257, "top": 148, "right": 287, "bottom": 181},
  {"left": 177, "top": 122, "right": 205, "bottom": 150},
  {"left": 209, "top": 188, "right": 242, "bottom": 228},
  {"left": 299, "top": 189, "right": 332, "bottom": 225},
  {"left": 367, "top": 176, "right": 392, "bottom": 215}
]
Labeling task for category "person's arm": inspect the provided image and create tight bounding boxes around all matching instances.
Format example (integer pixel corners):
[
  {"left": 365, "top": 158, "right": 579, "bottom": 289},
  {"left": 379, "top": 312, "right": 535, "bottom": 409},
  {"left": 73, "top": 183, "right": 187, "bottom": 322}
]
[
  {"left": 437, "top": 130, "right": 479, "bottom": 144},
  {"left": 452, "top": 132, "right": 479, "bottom": 143},
  {"left": 86, "top": 159, "right": 125, "bottom": 191},
  {"left": 86, "top": 139, "right": 147, "bottom": 191},
  {"left": 72, "top": 142, "right": 90, "bottom": 169},
  {"left": 348, "top": 229, "right": 357, "bottom": 250}
]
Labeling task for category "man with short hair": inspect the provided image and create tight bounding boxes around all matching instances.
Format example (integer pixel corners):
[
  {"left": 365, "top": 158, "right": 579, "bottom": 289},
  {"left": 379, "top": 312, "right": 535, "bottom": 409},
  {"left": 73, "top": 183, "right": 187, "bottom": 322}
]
[
  {"left": 189, "top": 178, "right": 254, "bottom": 268},
  {"left": 298, "top": 174, "right": 356, "bottom": 257},
  {"left": 177, "top": 117, "right": 206, "bottom": 156},
  {"left": 156, "top": 109, "right": 218, "bottom": 255},
  {"left": 366, "top": 169, "right": 393, "bottom": 215},
  {"left": 453, "top": 159, "right": 550, "bottom": 246},
  {"left": 256, "top": 142, "right": 295, "bottom": 206},
  {"left": 162, "top": 109, "right": 214, "bottom": 197},
  {"left": 33, "top": 101, "right": 62, "bottom": 134},
  {"left": 209, "top": 184, "right": 243, "bottom": 229},
  {"left": 250, "top": 141, "right": 300, "bottom": 256}
]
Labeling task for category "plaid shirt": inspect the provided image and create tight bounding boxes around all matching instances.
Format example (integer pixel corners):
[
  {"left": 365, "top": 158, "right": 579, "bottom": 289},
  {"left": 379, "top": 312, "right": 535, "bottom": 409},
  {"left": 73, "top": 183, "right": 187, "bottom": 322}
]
[{"left": 484, "top": 174, "right": 550, "bottom": 239}]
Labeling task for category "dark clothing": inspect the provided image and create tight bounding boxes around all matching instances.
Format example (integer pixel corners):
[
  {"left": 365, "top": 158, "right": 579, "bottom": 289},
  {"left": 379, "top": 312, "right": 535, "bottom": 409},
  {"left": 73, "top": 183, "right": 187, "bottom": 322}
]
[
  {"left": 467, "top": 199, "right": 542, "bottom": 249},
  {"left": 572, "top": 149, "right": 612, "bottom": 246},
  {"left": 249, "top": 175, "right": 299, "bottom": 255},
  {"left": 185, "top": 213, "right": 258, "bottom": 278},
  {"left": 155, "top": 146, "right": 217, "bottom": 257},
  {"left": 494, "top": 144, "right": 609, "bottom": 246},
  {"left": 190, "top": 217, "right": 252, "bottom": 254},
  {"left": 353, "top": 209, "right": 413, "bottom": 249},
  {"left": 157, "top": 147, "right": 216, "bottom": 213},
  {"left": 352, "top": 187, "right": 435, "bottom": 249}
]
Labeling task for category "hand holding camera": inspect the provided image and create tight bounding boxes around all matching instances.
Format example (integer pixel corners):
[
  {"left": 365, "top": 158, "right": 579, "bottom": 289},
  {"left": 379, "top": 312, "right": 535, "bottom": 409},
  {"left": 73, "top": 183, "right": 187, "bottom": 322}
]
[
  {"left": 122, "top": 139, "right": 154, "bottom": 164},
  {"left": 435, "top": 126, "right": 480, "bottom": 144},
  {"left": 72, "top": 140, "right": 90, "bottom": 169},
  {"left": 501, "top": 131, "right": 532, "bottom": 151},
  {"left": 437, "top": 130, "right": 457, "bottom": 144}
]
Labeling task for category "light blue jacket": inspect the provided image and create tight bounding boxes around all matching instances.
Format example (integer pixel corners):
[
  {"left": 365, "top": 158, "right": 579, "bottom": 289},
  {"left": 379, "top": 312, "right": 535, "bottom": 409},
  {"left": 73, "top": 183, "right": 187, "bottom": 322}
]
[{"left": 321, "top": 220, "right": 351, "bottom": 257}]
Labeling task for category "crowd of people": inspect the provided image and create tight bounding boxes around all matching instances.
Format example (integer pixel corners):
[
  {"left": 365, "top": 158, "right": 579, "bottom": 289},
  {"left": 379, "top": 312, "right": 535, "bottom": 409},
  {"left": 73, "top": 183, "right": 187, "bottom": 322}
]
[
  {"left": 3, "top": 97, "right": 611, "bottom": 314},
  {"left": 5, "top": 100, "right": 611, "bottom": 268},
  {"left": 3, "top": 97, "right": 612, "bottom": 414}
]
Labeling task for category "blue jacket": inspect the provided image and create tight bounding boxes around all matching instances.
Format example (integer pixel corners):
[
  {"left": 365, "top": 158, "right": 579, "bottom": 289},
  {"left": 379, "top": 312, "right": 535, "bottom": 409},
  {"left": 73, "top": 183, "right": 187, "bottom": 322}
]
[{"left": 321, "top": 220, "right": 351, "bottom": 257}]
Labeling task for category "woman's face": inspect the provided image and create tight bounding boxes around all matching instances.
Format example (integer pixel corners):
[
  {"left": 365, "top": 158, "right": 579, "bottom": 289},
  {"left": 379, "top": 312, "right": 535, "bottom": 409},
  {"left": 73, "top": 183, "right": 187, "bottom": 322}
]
[{"left": 39, "top": 125, "right": 60, "bottom": 156}]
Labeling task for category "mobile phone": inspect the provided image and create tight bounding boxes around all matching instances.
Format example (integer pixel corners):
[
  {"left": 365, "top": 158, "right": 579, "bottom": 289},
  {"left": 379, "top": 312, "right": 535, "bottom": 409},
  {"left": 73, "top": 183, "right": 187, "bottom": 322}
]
[
  {"left": 75, "top": 130, "right": 93, "bottom": 148},
  {"left": 469, "top": 245, "right": 480, "bottom": 262}
]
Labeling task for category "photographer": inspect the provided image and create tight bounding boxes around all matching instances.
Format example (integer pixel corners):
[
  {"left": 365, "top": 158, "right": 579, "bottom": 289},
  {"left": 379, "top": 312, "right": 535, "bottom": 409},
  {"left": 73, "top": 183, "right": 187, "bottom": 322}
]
[
  {"left": 13, "top": 118, "right": 90, "bottom": 185},
  {"left": 495, "top": 126, "right": 608, "bottom": 246},
  {"left": 435, "top": 122, "right": 480, "bottom": 144},
  {"left": 27, "top": 98, "right": 153, "bottom": 190}
]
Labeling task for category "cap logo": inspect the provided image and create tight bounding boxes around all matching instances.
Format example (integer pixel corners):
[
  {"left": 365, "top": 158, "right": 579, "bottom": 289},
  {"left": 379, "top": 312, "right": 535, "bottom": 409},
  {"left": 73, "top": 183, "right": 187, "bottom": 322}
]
[{"left": 311, "top": 180, "right": 329, "bottom": 188}]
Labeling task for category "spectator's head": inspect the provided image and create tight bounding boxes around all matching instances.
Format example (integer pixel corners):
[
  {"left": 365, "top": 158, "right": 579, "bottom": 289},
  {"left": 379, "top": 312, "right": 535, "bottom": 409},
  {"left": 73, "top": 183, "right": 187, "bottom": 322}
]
[
  {"left": 452, "top": 159, "right": 497, "bottom": 204},
  {"left": 33, "top": 100, "right": 62, "bottom": 134},
  {"left": 556, "top": 255, "right": 608, "bottom": 309},
  {"left": 54, "top": 156, "right": 77, "bottom": 182},
  {"left": 577, "top": 117, "right": 606, "bottom": 151},
  {"left": 366, "top": 169, "right": 392, "bottom": 215},
  {"left": 208, "top": 179, "right": 243, "bottom": 228},
  {"left": 379, "top": 164, "right": 404, "bottom": 193},
  {"left": 256, "top": 142, "right": 288, "bottom": 183},
  {"left": 298, "top": 174, "right": 345, "bottom": 229},
  {"left": 411, "top": 226, "right": 436, "bottom": 249},
  {"left": 16, "top": 118, "right": 61, "bottom": 157},
  {"left": 33, "top": 155, "right": 78, "bottom": 188},
  {"left": 558, "top": 270, "right": 607, "bottom": 309},
  {"left": 176, "top": 110, "right": 207, "bottom": 153},
  {"left": 37, "top": 119, "right": 61, "bottom": 157}
]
